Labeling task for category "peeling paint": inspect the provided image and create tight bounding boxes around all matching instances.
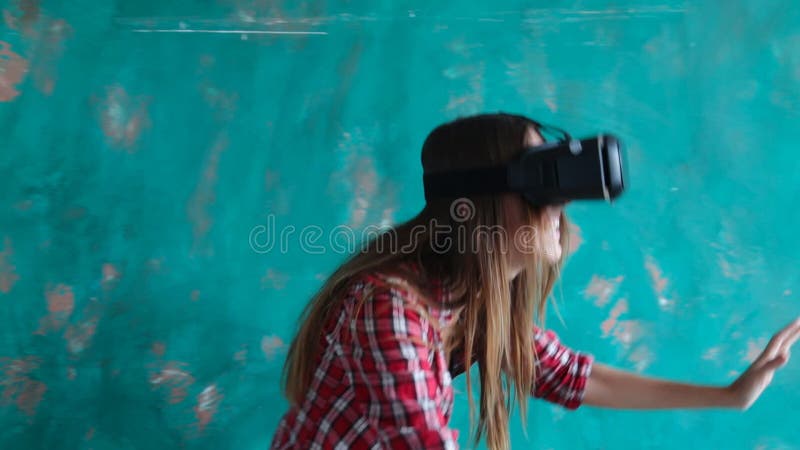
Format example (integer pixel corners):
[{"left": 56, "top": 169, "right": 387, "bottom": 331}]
[
  {"left": 628, "top": 344, "right": 654, "bottom": 372},
  {"left": 601, "top": 298, "right": 628, "bottom": 337},
  {"left": 260, "top": 268, "right": 288, "bottom": 290},
  {"left": 743, "top": 337, "right": 768, "bottom": 363},
  {"left": 0, "top": 237, "right": 20, "bottom": 293},
  {"left": 261, "top": 335, "right": 284, "bottom": 360},
  {"left": 565, "top": 222, "right": 583, "bottom": 255},
  {"left": 187, "top": 133, "right": 228, "bottom": 252},
  {"left": 611, "top": 319, "right": 644, "bottom": 347},
  {"left": 151, "top": 342, "right": 166, "bottom": 357},
  {"left": 702, "top": 346, "right": 721, "bottom": 361},
  {"left": 101, "top": 263, "right": 120, "bottom": 291},
  {"left": 64, "top": 317, "right": 98, "bottom": 354},
  {"left": 194, "top": 384, "right": 222, "bottom": 432},
  {"left": 0, "top": 357, "right": 46, "bottom": 416},
  {"left": 96, "top": 85, "right": 152, "bottom": 150},
  {"left": 584, "top": 274, "right": 624, "bottom": 307},
  {"left": 149, "top": 362, "right": 195, "bottom": 405},
  {"left": 0, "top": 41, "right": 29, "bottom": 102},
  {"left": 36, "top": 284, "right": 75, "bottom": 334},
  {"left": 644, "top": 256, "right": 669, "bottom": 296}
]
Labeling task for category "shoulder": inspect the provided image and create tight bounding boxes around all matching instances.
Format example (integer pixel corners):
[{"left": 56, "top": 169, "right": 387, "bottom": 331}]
[{"left": 342, "top": 266, "right": 447, "bottom": 344}]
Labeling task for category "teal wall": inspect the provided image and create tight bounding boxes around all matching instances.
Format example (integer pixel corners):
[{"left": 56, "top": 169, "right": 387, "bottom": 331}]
[{"left": 2, "top": 0, "right": 799, "bottom": 448}]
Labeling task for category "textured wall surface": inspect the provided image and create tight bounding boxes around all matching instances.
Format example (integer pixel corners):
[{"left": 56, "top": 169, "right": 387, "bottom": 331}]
[{"left": 2, "top": 0, "right": 799, "bottom": 449}]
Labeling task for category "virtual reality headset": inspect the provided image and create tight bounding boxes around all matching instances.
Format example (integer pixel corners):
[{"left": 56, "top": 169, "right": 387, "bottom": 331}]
[{"left": 422, "top": 122, "right": 626, "bottom": 207}]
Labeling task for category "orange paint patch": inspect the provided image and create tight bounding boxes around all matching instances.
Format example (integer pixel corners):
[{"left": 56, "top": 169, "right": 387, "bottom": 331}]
[
  {"left": 64, "top": 317, "right": 99, "bottom": 354},
  {"left": 33, "top": 18, "right": 72, "bottom": 95},
  {"left": 101, "top": 263, "right": 120, "bottom": 291},
  {"left": 190, "top": 289, "right": 200, "bottom": 301},
  {"left": 349, "top": 156, "right": 378, "bottom": 228},
  {"left": 149, "top": 362, "right": 195, "bottom": 404},
  {"left": 702, "top": 346, "right": 721, "bottom": 361},
  {"left": 16, "top": 379, "right": 46, "bottom": 416},
  {"left": 187, "top": 133, "right": 228, "bottom": 251},
  {"left": 102, "top": 263, "right": 119, "bottom": 282},
  {"left": 261, "top": 335, "right": 284, "bottom": 360},
  {"left": 260, "top": 268, "right": 288, "bottom": 290},
  {"left": 5, "top": 0, "right": 40, "bottom": 34},
  {"left": 628, "top": 344, "right": 653, "bottom": 372},
  {"left": 354, "top": 157, "right": 378, "bottom": 197},
  {"left": 151, "top": 342, "right": 166, "bottom": 357},
  {"left": 381, "top": 207, "right": 395, "bottom": 227},
  {"left": 600, "top": 298, "right": 628, "bottom": 337},
  {"left": 584, "top": 274, "right": 623, "bottom": 307},
  {"left": 4, "top": 3, "right": 72, "bottom": 95},
  {"left": 0, "top": 356, "right": 46, "bottom": 416},
  {"left": 332, "top": 130, "right": 380, "bottom": 228},
  {"left": 233, "top": 347, "right": 247, "bottom": 365},
  {"left": 743, "top": 338, "right": 767, "bottom": 363},
  {"left": 718, "top": 254, "right": 747, "bottom": 281},
  {"left": 0, "top": 236, "right": 20, "bottom": 293},
  {"left": 611, "top": 319, "right": 643, "bottom": 347},
  {"left": 644, "top": 256, "right": 669, "bottom": 295},
  {"left": 199, "top": 83, "right": 238, "bottom": 121},
  {"left": 194, "top": 384, "right": 223, "bottom": 432},
  {"left": 36, "top": 284, "right": 75, "bottom": 334},
  {"left": 565, "top": 222, "right": 583, "bottom": 255},
  {"left": 0, "top": 41, "right": 29, "bottom": 102},
  {"left": 545, "top": 98, "right": 558, "bottom": 113},
  {"left": 350, "top": 206, "right": 367, "bottom": 228},
  {"left": 96, "top": 84, "right": 151, "bottom": 151},
  {"left": 46, "top": 284, "right": 74, "bottom": 313}
]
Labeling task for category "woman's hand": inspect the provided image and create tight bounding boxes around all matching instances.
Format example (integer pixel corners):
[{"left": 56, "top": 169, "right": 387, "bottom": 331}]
[
  {"left": 584, "top": 317, "right": 800, "bottom": 411},
  {"left": 726, "top": 317, "right": 800, "bottom": 410}
]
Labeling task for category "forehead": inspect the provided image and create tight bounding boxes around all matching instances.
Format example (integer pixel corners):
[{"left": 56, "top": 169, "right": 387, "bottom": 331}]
[{"left": 524, "top": 126, "right": 545, "bottom": 146}]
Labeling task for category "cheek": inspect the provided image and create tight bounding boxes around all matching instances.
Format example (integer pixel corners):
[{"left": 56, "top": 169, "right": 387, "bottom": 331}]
[{"left": 538, "top": 217, "right": 563, "bottom": 260}]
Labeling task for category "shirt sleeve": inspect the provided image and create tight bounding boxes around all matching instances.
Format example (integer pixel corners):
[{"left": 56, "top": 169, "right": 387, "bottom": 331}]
[
  {"left": 349, "top": 278, "right": 459, "bottom": 450},
  {"left": 531, "top": 324, "right": 594, "bottom": 409}
]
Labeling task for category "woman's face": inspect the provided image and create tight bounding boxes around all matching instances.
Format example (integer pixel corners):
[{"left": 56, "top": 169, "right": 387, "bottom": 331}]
[
  {"left": 503, "top": 127, "right": 564, "bottom": 278},
  {"left": 503, "top": 196, "right": 564, "bottom": 277}
]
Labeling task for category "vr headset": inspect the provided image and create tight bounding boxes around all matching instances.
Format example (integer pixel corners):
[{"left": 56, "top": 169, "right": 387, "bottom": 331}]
[{"left": 422, "top": 122, "right": 626, "bottom": 206}]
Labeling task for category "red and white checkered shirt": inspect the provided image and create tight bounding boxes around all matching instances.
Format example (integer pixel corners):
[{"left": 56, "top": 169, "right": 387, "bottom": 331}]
[{"left": 270, "top": 266, "right": 594, "bottom": 450}]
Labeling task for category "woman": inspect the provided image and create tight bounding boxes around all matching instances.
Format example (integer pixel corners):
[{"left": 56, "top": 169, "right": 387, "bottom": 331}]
[{"left": 270, "top": 113, "right": 799, "bottom": 450}]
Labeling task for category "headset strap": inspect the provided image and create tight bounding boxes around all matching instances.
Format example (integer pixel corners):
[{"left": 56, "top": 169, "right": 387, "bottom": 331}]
[{"left": 422, "top": 166, "right": 509, "bottom": 200}]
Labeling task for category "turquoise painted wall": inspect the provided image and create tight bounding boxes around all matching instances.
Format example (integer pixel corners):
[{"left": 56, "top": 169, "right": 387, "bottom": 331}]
[{"left": 1, "top": 0, "right": 799, "bottom": 448}]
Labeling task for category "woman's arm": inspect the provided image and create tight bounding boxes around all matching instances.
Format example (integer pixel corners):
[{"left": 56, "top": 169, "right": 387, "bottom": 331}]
[
  {"left": 584, "top": 317, "right": 800, "bottom": 410},
  {"left": 583, "top": 363, "right": 734, "bottom": 409}
]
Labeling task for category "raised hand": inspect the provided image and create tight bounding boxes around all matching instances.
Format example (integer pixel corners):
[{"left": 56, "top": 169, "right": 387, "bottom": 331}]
[{"left": 727, "top": 317, "right": 800, "bottom": 410}]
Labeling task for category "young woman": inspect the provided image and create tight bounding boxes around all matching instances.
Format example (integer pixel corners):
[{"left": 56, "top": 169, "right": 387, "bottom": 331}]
[{"left": 270, "top": 113, "right": 800, "bottom": 450}]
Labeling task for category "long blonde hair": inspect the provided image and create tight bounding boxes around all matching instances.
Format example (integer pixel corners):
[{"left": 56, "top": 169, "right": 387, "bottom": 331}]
[{"left": 282, "top": 113, "right": 573, "bottom": 450}]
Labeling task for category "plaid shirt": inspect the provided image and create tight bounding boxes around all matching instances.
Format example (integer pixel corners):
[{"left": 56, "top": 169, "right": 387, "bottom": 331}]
[{"left": 270, "top": 267, "right": 594, "bottom": 450}]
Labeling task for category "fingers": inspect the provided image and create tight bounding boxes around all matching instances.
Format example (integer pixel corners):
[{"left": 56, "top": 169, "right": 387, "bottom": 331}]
[
  {"left": 757, "top": 317, "right": 800, "bottom": 364},
  {"left": 763, "top": 353, "right": 789, "bottom": 372},
  {"left": 779, "top": 322, "right": 800, "bottom": 354}
]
